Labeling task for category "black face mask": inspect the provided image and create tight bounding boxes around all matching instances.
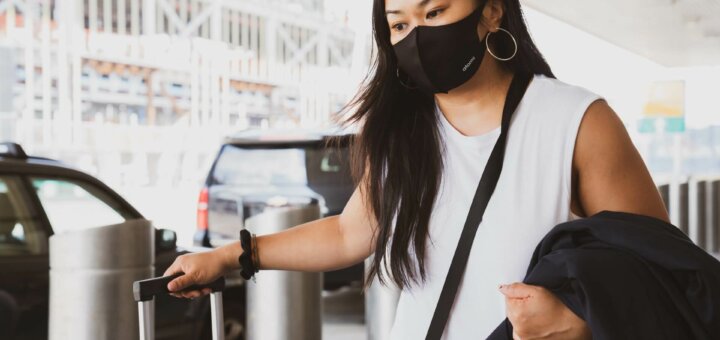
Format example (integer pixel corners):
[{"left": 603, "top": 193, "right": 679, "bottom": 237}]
[{"left": 392, "top": 5, "right": 486, "bottom": 95}]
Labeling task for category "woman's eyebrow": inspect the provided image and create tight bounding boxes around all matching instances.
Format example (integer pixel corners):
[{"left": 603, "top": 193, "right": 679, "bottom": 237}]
[{"left": 386, "top": 0, "right": 433, "bottom": 15}]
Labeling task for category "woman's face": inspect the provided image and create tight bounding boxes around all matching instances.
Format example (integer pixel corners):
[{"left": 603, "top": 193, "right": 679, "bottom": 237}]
[{"left": 384, "top": 0, "right": 489, "bottom": 45}]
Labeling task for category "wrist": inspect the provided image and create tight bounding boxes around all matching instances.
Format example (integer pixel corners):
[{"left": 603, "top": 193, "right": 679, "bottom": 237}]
[
  {"left": 560, "top": 308, "right": 591, "bottom": 340},
  {"left": 216, "top": 241, "right": 243, "bottom": 271}
]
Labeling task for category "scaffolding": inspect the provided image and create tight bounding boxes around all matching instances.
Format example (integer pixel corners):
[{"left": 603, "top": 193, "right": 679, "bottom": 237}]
[{"left": 0, "top": 0, "right": 368, "bottom": 187}]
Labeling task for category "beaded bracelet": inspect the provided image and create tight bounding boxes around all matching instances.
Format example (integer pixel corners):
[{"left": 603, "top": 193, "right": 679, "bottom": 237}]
[
  {"left": 252, "top": 233, "right": 261, "bottom": 270},
  {"left": 239, "top": 229, "right": 259, "bottom": 282}
]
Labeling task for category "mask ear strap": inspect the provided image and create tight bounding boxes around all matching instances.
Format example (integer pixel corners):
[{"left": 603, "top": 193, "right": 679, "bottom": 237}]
[{"left": 396, "top": 67, "right": 418, "bottom": 90}]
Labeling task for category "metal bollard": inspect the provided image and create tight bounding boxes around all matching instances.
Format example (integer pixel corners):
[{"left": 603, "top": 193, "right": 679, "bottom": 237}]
[
  {"left": 658, "top": 184, "right": 670, "bottom": 213},
  {"left": 364, "top": 254, "right": 400, "bottom": 340},
  {"left": 689, "top": 178, "right": 707, "bottom": 248},
  {"left": 709, "top": 180, "right": 720, "bottom": 254},
  {"left": 48, "top": 219, "right": 154, "bottom": 340},
  {"left": 673, "top": 181, "right": 690, "bottom": 236},
  {"left": 243, "top": 204, "right": 322, "bottom": 340}
]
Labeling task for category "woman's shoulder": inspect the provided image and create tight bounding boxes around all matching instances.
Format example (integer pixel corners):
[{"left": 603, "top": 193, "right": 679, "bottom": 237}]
[
  {"left": 526, "top": 74, "right": 604, "bottom": 120},
  {"left": 531, "top": 74, "right": 602, "bottom": 104}
]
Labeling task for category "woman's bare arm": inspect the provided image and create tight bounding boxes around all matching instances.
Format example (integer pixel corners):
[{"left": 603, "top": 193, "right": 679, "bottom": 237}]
[
  {"left": 164, "top": 175, "right": 378, "bottom": 296},
  {"left": 503, "top": 100, "right": 665, "bottom": 340},
  {"left": 572, "top": 99, "right": 669, "bottom": 222}
]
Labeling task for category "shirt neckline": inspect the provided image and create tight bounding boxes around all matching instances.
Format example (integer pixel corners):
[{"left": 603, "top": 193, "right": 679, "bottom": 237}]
[{"left": 436, "top": 74, "right": 540, "bottom": 146}]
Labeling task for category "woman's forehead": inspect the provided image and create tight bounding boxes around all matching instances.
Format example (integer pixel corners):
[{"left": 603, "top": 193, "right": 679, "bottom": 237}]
[
  {"left": 386, "top": 0, "right": 430, "bottom": 10},
  {"left": 385, "top": 0, "right": 471, "bottom": 14},
  {"left": 385, "top": 0, "right": 438, "bottom": 13}
]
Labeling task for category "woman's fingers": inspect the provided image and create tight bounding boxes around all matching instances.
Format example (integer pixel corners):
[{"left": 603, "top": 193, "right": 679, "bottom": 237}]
[
  {"left": 168, "top": 272, "right": 197, "bottom": 292},
  {"left": 499, "top": 282, "right": 535, "bottom": 299},
  {"left": 501, "top": 283, "right": 540, "bottom": 334},
  {"left": 173, "top": 287, "right": 212, "bottom": 299},
  {"left": 163, "top": 251, "right": 224, "bottom": 299},
  {"left": 163, "top": 256, "right": 184, "bottom": 277},
  {"left": 500, "top": 283, "right": 586, "bottom": 339},
  {"left": 164, "top": 255, "right": 198, "bottom": 292},
  {"left": 181, "top": 290, "right": 202, "bottom": 299}
]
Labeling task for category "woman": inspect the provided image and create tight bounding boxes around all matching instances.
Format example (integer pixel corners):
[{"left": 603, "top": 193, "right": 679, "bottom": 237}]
[{"left": 164, "top": 0, "right": 669, "bottom": 338}]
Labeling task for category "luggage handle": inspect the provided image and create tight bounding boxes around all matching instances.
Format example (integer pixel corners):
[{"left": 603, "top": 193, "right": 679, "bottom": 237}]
[
  {"left": 133, "top": 273, "right": 226, "bottom": 302},
  {"left": 133, "top": 274, "right": 226, "bottom": 340}
]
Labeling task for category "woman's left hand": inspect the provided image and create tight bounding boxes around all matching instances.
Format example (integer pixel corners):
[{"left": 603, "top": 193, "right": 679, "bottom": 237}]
[{"left": 499, "top": 282, "right": 592, "bottom": 340}]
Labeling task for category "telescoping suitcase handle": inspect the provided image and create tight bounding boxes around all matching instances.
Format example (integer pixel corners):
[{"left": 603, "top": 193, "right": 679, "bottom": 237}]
[{"left": 133, "top": 274, "right": 226, "bottom": 340}]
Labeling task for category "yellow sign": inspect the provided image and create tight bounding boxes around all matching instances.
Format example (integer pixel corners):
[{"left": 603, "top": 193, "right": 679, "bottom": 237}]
[{"left": 642, "top": 81, "right": 685, "bottom": 118}]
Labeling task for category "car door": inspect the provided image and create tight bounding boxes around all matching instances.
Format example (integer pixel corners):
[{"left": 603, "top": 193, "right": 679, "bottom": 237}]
[
  {"left": 0, "top": 175, "right": 50, "bottom": 340},
  {"left": 29, "top": 176, "right": 203, "bottom": 340}
]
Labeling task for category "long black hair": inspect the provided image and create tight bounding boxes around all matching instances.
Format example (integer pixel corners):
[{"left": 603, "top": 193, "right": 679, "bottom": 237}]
[{"left": 331, "top": 0, "right": 555, "bottom": 291}]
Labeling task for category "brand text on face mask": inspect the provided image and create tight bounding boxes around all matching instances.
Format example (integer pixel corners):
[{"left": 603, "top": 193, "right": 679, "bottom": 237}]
[{"left": 463, "top": 56, "right": 476, "bottom": 72}]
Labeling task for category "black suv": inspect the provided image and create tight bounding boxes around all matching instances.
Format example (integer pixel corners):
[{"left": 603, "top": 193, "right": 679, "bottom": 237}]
[
  {"left": 0, "top": 143, "right": 244, "bottom": 340},
  {"left": 195, "top": 128, "right": 362, "bottom": 289}
]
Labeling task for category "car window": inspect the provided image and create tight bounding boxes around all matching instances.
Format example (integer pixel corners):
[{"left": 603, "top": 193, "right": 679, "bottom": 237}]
[
  {"left": 212, "top": 146, "right": 308, "bottom": 186},
  {"left": 31, "top": 178, "right": 127, "bottom": 234},
  {"left": 306, "top": 146, "right": 352, "bottom": 186},
  {"left": 212, "top": 144, "right": 353, "bottom": 187},
  {"left": 0, "top": 177, "right": 46, "bottom": 256}
]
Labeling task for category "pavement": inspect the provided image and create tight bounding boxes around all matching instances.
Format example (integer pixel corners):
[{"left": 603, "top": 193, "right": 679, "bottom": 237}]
[{"left": 323, "top": 283, "right": 367, "bottom": 340}]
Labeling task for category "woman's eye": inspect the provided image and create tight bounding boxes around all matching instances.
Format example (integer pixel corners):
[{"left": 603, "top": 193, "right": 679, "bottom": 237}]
[
  {"left": 392, "top": 23, "right": 407, "bottom": 32},
  {"left": 427, "top": 9, "right": 443, "bottom": 19}
]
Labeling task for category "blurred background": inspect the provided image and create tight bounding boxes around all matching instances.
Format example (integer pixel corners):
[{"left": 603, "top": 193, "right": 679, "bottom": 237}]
[{"left": 0, "top": 0, "right": 719, "bottom": 339}]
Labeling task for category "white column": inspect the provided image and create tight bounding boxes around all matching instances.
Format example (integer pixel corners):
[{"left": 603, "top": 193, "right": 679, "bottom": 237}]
[
  {"left": 130, "top": 0, "right": 140, "bottom": 36},
  {"left": 23, "top": 0, "right": 36, "bottom": 146},
  {"left": 102, "top": 0, "right": 111, "bottom": 32},
  {"left": 6, "top": 0, "right": 16, "bottom": 38},
  {"left": 89, "top": 0, "right": 98, "bottom": 33},
  {"left": 190, "top": 49, "right": 200, "bottom": 127},
  {"left": 56, "top": 0, "right": 78, "bottom": 145},
  {"left": 41, "top": 0, "right": 52, "bottom": 145},
  {"left": 221, "top": 61, "right": 230, "bottom": 127},
  {"left": 264, "top": 18, "right": 277, "bottom": 79},
  {"left": 144, "top": 0, "right": 157, "bottom": 35},
  {"left": 210, "top": 2, "right": 222, "bottom": 41},
  {"left": 117, "top": 0, "right": 126, "bottom": 35},
  {"left": 72, "top": 0, "right": 84, "bottom": 145}
]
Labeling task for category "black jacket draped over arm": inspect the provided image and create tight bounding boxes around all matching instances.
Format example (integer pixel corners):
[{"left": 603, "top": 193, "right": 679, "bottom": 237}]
[{"left": 488, "top": 210, "right": 720, "bottom": 340}]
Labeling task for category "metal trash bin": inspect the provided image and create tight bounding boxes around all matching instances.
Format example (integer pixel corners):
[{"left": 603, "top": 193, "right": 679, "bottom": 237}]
[
  {"left": 243, "top": 204, "right": 322, "bottom": 340},
  {"left": 364, "top": 254, "right": 400, "bottom": 340},
  {"left": 48, "top": 219, "right": 154, "bottom": 340}
]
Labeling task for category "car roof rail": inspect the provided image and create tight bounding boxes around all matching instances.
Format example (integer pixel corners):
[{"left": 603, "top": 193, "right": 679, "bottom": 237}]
[{"left": 0, "top": 142, "right": 29, "bottom": 159}]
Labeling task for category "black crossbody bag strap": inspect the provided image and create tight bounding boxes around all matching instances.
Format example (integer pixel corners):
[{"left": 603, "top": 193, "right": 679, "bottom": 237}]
[{"left": 425, "top": 72, "right": 533, "bottom": 340}]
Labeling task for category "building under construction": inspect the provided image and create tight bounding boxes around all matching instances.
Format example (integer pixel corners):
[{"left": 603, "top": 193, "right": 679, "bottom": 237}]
[{"left": 0, "top": 0, "right": 369, "bottom": 187}]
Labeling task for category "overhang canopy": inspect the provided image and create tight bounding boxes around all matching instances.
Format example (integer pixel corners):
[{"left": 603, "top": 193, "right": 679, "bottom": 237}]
[{"left": 522, "top": 0, "right": 720, "bottom": 67}]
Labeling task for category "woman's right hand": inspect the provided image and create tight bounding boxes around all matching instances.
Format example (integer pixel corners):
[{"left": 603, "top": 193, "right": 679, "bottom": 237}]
[{"left": 163, "top": 244, "right": 239, "bottom": 299}]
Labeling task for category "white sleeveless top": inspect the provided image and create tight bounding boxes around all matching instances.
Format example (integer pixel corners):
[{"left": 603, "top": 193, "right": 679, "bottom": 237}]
[{"left": 387, "top": 74, "right": 603, "bottom": 339}]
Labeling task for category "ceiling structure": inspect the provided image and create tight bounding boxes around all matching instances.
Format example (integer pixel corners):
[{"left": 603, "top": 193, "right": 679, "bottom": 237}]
[{"left": 522, "top": 0, "right": 720, "bottom": 67}]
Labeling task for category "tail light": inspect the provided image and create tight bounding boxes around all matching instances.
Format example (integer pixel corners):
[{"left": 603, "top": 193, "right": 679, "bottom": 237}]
[{"left": 197, "top": 187, "right": 209, "bottom": 231}]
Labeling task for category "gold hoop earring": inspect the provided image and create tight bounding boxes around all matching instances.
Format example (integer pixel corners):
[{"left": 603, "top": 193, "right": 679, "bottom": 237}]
[{"left": 485, "top": 27, "right": 518, "bottom": 61}]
